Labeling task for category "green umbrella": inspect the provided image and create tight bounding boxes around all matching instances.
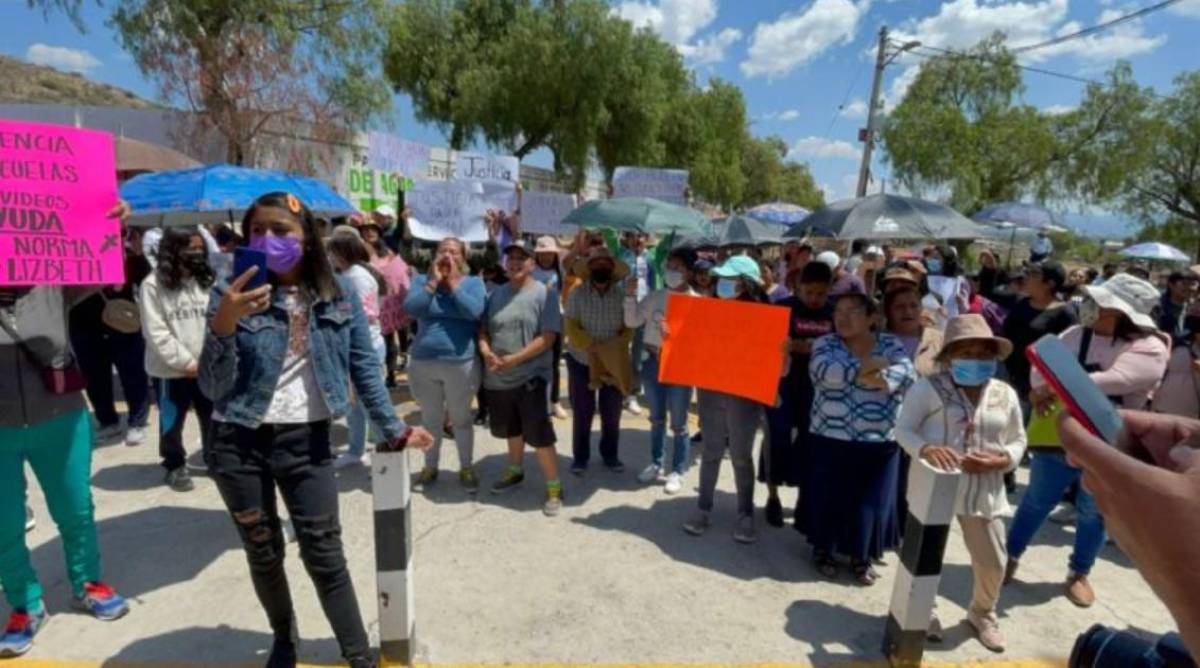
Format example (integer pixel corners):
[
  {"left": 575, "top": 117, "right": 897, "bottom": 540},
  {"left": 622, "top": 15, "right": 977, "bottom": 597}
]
[{"left": 562, "top": 197, "right": 712, "bottom": 236}]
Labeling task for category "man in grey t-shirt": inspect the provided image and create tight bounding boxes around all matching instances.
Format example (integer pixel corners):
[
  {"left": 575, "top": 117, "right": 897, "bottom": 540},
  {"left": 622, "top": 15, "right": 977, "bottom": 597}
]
[{"left": 479, "top": 241, "right": 564, "bottom": 516}]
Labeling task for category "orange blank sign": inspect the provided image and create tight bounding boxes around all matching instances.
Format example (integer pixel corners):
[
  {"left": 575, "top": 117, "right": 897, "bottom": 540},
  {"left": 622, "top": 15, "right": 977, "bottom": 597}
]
[{"left": 659, "top": 293, "right": 790, "bottom": 405}]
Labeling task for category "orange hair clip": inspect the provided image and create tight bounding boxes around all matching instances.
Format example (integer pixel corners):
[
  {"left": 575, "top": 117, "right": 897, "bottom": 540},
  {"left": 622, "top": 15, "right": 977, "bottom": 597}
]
[{"left": 286, "top": 193, "right": 302, "bottom": 214}]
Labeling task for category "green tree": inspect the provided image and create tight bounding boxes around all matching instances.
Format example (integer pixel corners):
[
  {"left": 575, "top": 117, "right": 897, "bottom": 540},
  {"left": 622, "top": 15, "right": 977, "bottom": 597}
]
[
  {"left": 1062, "top": 69, "right": 1200, "bottom": 238},
  {"left": 776, "top": 162, "right": 825, "bottom": 210},
  {"left": 738, "top": 135, "right": 824, "bottom": 210}
]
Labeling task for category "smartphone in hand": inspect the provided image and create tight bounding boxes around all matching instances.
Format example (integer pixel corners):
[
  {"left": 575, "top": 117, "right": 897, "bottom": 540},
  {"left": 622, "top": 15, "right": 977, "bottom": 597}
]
[
  {"left": 1027, "top": 335, "right": 1124, "bottom": 444},
  {"left": 233, "top": 247, "right": 268, "bottom": 290}
]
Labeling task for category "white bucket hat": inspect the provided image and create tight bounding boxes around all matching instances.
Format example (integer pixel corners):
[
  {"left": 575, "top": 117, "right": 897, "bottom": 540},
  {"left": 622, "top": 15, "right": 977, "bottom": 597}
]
[
  {"left": 1081, "top": 273, "right": 1159, "bottom": 330},
  {"left": 816, "top": 250, "right": 841, "bottom": 270}
]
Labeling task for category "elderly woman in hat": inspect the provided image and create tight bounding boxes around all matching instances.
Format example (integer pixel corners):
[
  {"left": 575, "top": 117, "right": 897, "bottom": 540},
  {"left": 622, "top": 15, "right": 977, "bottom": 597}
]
[
  {"left": 1007, "top": 273, "right": 1170, "bottom": 609},
  {"left": 564, "top": 247, "right": 632, "bottom": 474},
  {"left": 682, "top": 255, "right": 775, "bottom": 544},
  {"left": 896, "top": 314, "right": 1026, "bottom": 652}
]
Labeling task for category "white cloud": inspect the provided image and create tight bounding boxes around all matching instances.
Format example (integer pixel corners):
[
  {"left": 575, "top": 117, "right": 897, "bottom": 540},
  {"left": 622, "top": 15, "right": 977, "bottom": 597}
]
[
  {"left": 839, "top": 98, "right": 869, "bottom": 119},
  {"left": 1168, "top": 0, "right": 1200, "bottom": 18},
  {"left": 615, "top": 0, "right": 741, "bottom": 64},
  {"left": 759, "top": 109, "right": 802, "bottom": 122},
  {"left": 25, "top": 43, "right": 101, "bottom": 73},
  {"left": 677, "top": 27, "right": 743, "bottom": 65},
  {"left": 740, "top": 0, "right": 872, "bottom": 80},
  {"left": 789, "top": 136, "right": 861, "bottom": 161},
  {"left": 1042, "top": 103, "right": 1076, "bottom": 115}
]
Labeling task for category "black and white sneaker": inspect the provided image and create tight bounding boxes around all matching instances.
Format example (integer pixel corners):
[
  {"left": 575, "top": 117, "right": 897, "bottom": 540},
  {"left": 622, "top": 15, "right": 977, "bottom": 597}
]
[{"left": 165, "top": 467, "right": 195, "bottom": 492}]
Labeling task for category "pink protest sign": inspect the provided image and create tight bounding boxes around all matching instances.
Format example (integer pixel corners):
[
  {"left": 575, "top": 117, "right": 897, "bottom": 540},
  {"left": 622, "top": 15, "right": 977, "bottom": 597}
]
[{"left": 0, "top": 120, "right": 122, "bottom": 286}]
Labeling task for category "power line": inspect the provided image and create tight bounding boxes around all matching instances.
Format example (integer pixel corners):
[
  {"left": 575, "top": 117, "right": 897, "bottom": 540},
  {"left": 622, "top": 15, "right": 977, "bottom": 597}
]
[
  {"left": 1010, "top": 0, "right": 1181, "bottom": 54},
  {"left": 824, "top": 58, "right": 868, "bottom": 139},
  {"left": 911, "top": 45, "right": 1106, "bottom": 87}
]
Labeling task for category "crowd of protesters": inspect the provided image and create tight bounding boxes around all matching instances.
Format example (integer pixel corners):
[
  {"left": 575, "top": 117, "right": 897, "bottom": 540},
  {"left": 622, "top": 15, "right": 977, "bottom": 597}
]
[{"left": 3, "top": 187, "right": 1198, "bottom": 664}]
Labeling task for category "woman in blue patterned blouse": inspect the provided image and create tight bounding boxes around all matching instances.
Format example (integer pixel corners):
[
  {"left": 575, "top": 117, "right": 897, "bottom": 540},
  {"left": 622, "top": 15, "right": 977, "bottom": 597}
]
[{"left": 801, "top": 292, "right": 916, "bottom": 585}]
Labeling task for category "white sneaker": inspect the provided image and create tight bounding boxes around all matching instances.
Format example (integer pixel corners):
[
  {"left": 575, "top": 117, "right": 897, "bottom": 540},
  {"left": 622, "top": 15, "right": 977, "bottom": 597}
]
[
  {"left": 334, "top": 453, "right": 364, "bottom": 469},
  {"left": 637, "top": 464, "right": 663, "bottom": 484},
  {"left": 623, "top": 397, "right": 643, "bottom": 416},
  {"left": 125, "top": 426, "right": 146, "bottom": 446},
  {"left": 551, "top": 404, "right": 569, "bottom": 419},
  {"left": 664, "top": 473, "right": 683, "bottom": 495},
  {"left": 94, "top": 422, "right": 124, "bottom": 442}
]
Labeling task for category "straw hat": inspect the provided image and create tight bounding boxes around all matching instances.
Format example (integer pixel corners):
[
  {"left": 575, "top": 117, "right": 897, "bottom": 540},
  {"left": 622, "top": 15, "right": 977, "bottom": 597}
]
[
  {"left": 534, "top": 236, "right": 561, "bottom": 255},
  {"left": 572, "top": 247, "right": 630, "bottom": 281},
  {"left": 937, "top": 314, "right": 1013, "bottom": 361},
  {"left": 882, "top": 267, "right": 920, "bottom": 292}
]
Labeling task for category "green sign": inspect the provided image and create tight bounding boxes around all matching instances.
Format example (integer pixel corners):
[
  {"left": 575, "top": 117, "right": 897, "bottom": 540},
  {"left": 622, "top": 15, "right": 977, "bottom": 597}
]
[{"left": 346, "top": 166, "right": 414, "bottom": 212}]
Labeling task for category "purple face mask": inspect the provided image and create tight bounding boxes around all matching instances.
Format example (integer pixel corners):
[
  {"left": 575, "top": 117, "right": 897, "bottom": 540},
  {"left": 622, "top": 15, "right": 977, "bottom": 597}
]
[{"left": 249, "top": 234, "right": 303, "bottom": 275}]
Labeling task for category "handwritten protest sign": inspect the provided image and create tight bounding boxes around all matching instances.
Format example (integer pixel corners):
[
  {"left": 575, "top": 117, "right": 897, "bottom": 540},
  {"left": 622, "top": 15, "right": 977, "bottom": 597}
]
[
  {"left": 659, "top": 293, "right": 789, "bottom": 405},
  {"left": 520, "top": 191, "right": 577, "bottom": 236},
  {"left": 0, "top": 121, "right": 122, "bottom": 286},
  {"left": 454, "top": 152, "right": 519, "bottom": 183},
  {"left": 480, "top": 179, "right": 517, "bottom": 213},
  {"left": 366, "top": 132, "right": 430, "bottom": 178},
  {"left": 406, "top": 180, "right": 489, "bottom": 242},
  {"left": 612, "top": 166, "right": 689, "bottom": 205}
]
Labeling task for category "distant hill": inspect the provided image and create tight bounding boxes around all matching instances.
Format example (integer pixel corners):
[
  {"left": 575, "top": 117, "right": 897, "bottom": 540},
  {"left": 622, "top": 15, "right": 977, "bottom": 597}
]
[{"left": 0, "top": 55, "right": 156, "bottom": 108}]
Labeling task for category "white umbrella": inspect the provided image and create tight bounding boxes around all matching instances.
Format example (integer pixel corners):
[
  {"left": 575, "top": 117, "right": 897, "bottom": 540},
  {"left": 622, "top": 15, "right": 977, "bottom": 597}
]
[{"left": 1118, "top": 242, "right": 1191, "bottom": 263}]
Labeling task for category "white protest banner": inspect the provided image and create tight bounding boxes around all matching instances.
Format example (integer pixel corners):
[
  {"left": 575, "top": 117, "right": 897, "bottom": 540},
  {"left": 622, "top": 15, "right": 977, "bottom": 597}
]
[
  {"left": 480, "top": 179, "right": 517, "bottom": 213},
  {"left": 406, "top": 180, "right": 489, "bottom": 243},
  {"left": 454, "top": 152, "right": 519, "bottom": 183},
  {"left": 366, "top": 132, "right": 431, "bottom": 177},
  {"left": 520, "top": 191, "right": 577, "bottom": 235},
  {"left": 612, "top": 166, "right": 689, "bottom": 205}
]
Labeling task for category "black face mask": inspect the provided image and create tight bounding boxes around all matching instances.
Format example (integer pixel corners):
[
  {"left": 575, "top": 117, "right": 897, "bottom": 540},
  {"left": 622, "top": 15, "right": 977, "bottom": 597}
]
[
  {"left": 591, "top": 269, "right": 612, "bottom": 285},
  {"left": 180, "top": 250, "right": 207, "bottom": 272}
]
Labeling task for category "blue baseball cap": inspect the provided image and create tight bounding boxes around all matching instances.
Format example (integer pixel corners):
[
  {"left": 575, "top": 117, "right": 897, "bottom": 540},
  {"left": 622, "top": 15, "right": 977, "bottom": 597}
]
[{"left": 712, "top": 254, "right": 763, "bottom": 285}]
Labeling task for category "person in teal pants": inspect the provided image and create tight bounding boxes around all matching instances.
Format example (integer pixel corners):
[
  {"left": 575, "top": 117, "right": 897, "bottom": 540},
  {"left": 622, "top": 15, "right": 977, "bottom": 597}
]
[{"left": 0, "top": 204, "right": 132, "bottom": 658}]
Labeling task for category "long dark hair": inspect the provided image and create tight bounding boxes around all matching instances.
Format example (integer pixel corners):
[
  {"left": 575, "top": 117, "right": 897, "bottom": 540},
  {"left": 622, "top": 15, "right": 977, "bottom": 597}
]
[
  {"left": 241, "top": 192, "right": 340, "bottom": 301},
  {"left": 327, "top": 234, "right": 386, "bottom": 297},
  {"left": 157, "top": 226, "right": 214, "bottom": 292}
]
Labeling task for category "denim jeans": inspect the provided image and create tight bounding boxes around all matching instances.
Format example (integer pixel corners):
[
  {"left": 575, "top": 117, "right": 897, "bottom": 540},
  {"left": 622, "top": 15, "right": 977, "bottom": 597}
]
[
  {"left": 157, "top": 377, "right": 213, "bottom": 471},
  {"left": 1007, "top": 450, "right": 1107, "bottom": 575},
  {"left": 347, "top": 338, "right": 387, "bottom": 458},
  {"left": 0, "top": 409, "right": 101, "bottom": 610},
  {"left": 207, "top": 419, "right": 371, "bottom": 662},
  {"left": 629, "top": 326, "right": 645, "bottom": 396},
  {"left": 641, "top": 354, "right": 691, "bottom": 474}
]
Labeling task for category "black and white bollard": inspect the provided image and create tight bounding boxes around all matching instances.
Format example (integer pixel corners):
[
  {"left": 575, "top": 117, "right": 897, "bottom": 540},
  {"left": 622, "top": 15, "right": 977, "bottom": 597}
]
[
  {"left": 883, "top": 458, "right": 962, "bottom": 668},
  {"left": 372, "top": 446, "right": 416, "bottom": 666}
]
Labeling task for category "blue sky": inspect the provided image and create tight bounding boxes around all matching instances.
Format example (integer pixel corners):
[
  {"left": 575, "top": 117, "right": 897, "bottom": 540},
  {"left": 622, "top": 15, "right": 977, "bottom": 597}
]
[{"left": 3, "top": 0, "right": 1199, "bottom": 237}]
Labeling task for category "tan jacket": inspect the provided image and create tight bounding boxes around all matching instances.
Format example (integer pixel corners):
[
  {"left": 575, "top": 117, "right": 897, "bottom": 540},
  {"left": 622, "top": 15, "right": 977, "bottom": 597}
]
[{"left": 913, "top": 327, "right": 944, "bottom": 377}]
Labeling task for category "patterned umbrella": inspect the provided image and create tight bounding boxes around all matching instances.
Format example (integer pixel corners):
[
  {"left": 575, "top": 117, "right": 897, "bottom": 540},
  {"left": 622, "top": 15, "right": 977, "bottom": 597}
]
[
  {"left": 746, "top": 201, "right": 811, "bottom": 226},
  {"left": 120, "top": 163, "right": 358, "bottom": 227}
]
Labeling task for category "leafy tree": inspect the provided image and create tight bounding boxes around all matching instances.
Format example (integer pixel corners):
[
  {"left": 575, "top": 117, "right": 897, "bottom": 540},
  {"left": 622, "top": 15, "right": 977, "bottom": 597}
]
[
  {"left": 738, "top": 135, "right": 824, "bottom": 210},
  {"left": 1062, "top": 69, "right": 1200, "bottom": 235},
  {"left": 775, "top": 162, "right": 825, "bottom": 210},
  {"left": 102, "top": 0, "right": 390, "bottom": 168}
]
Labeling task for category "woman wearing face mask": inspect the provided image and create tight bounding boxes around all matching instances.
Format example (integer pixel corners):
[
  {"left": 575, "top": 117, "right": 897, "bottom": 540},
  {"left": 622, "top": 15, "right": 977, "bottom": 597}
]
[
  {"left": 200, "top": 192, "right": 433, "bottom": 668},
  {"left": 532, "top": 236, "right": 568, "bottom": 419},
  {"left": 626, "top": 247, "right": 698, "bottom": 494},
  {"left": 804, "top": 292, "right": 915, "bottom": 585},
  {"left": 895, "top": 315, "right": 1026, "bottom": 652},
  {"left": 404, "top": 238, "right": 486, "bottom": 493},
  {"left": 140, "top": 226, "right": 216, "bottom": 492},
  {"left": 326, "top": 233, "right": 388, "bottom": 469},
  {"left": 682, "top": 255, "right": 776, "bottom": 544},
  {"left": 1007, "top": 273, "right": 1169, "bottom": 609}
]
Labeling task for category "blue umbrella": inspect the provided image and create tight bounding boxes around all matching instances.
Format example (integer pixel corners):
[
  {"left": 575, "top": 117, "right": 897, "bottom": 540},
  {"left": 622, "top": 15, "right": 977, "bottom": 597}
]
[
  {"left": 972, "top": 202, "right": 1061, "bottom": 230},
  {"left": 120, "top": 163, "right": 358, "bottom": 227},
  {"left": 746, "top": 201, "right": 811, "bottom": 226}
]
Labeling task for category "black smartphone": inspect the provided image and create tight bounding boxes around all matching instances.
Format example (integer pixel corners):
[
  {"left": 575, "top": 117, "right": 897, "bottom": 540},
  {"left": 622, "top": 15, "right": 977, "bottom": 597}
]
[
  {"left": 1027, "top": 335, "right": 1124, "bottom": 444},
  {"left": 233, "top": 247, "right": 268, "bottom": 290}
]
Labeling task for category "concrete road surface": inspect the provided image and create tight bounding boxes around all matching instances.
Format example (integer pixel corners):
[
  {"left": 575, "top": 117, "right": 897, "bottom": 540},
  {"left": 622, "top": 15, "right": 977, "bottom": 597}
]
[{"left": 9, "top": 385, "right": 1178, "bottom": 667}]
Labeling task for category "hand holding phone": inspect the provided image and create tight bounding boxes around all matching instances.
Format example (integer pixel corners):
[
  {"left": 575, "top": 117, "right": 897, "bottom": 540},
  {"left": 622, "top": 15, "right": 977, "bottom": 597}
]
[
  {"left": 1027, "top": 335, "right": 1124, "bottom": 444},
  {"left": 234, "top": 247, "right": 268, "bottom": 290}
]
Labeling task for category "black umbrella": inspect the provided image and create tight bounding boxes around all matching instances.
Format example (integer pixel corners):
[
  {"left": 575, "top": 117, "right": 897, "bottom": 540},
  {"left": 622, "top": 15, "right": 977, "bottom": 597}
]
[
  {"left": 715, "top": 214, "right": 783, "bottom": 247},
  {"left": 785, "top": 194, "right": 990, "bottom": 240}
]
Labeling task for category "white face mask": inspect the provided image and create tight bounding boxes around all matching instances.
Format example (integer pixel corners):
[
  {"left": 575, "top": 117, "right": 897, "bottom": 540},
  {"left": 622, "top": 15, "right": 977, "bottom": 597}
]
[
  {"left": 665, "top": 269, "right": 686, "bottom": 289},
  {"left": 1079, "top": 298, "right": 1100, "bottom": 328}
]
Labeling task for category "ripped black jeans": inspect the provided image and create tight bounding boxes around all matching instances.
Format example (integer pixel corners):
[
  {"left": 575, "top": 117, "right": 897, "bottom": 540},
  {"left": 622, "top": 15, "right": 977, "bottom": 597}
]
[{"left": 207, "top": 419, "right": 370, "bottom": 663}]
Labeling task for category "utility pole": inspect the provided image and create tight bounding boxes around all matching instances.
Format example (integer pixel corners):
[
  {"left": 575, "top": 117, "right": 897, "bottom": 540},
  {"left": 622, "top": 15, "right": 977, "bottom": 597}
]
[
  {"left": 856, "top": 27, "right": 921, "bottom": 199},
  {"left": 856, "top": 26, "right": 889, "bottom": 199}
]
